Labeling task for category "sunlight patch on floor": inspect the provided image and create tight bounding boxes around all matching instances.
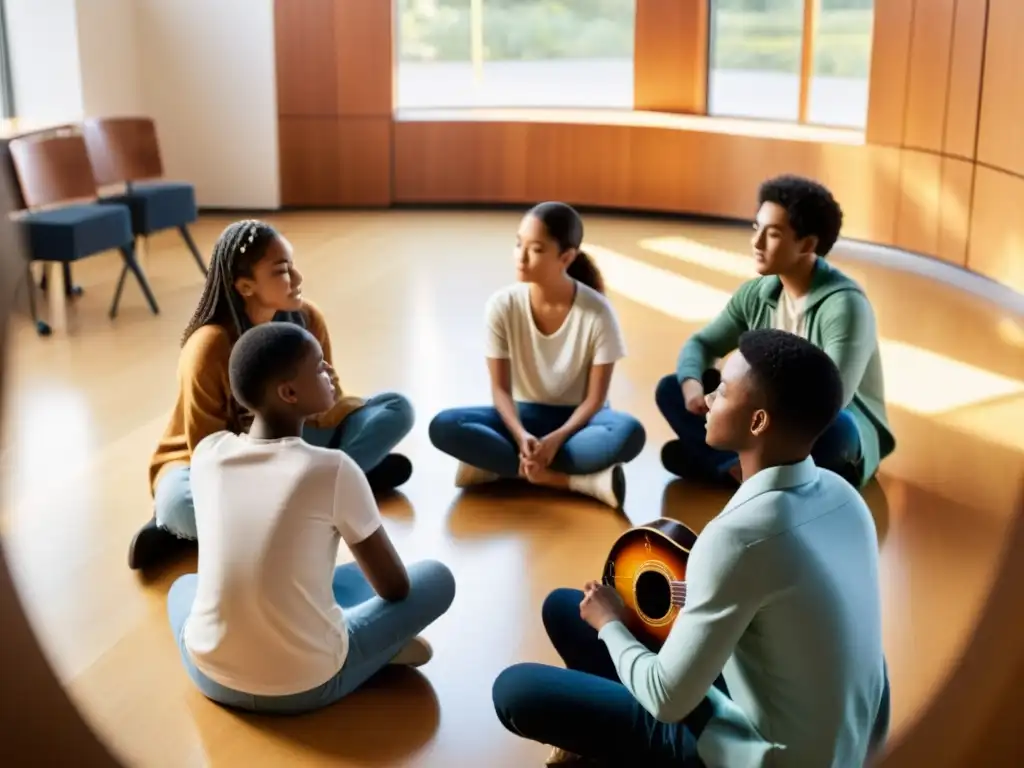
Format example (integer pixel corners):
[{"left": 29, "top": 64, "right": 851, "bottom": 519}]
[
  {"left": 879, "top": 340, "right": 1024, "bottom": 416},
  {"left": 638, "top": 235, "right": 760, "bottom": 279},
  {"left": 585, "top": 243, "right": 735, "bottom": 322}
]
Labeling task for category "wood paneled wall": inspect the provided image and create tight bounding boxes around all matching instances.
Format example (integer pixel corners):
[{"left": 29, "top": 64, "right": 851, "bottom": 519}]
[
  {"left": 274, "top": 0, "right": 1024, "bottom": 294},
  {"left": 865, "top": 0, "right": 1023, "bottom": 292},
  {"left": 274, "top": 0, "right": 392, "bottom": 207}
]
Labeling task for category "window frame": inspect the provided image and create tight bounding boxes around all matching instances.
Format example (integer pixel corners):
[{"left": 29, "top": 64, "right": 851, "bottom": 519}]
[{"left": 705, "top": 0, "right": 872, "bottom": 129}]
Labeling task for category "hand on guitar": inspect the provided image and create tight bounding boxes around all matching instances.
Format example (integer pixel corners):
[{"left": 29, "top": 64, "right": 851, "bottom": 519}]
[{"left": 579, "top": 580, "right": 626, "bottom": 631}]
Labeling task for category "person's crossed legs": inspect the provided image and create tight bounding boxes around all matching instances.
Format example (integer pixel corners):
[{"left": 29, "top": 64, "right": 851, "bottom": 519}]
[
  {"left": 167, "top": 559, "right": 456, "bottom": 715},
  {"left": 492, "top": 588, "right": 706, "bottom": 767},
  {"left": 303, "top": 390, "right": 416, "bottom": 491},
  {"left": 655, "top": 371, "right": 864, "bottom": 487},
  {"left": 427, "top": 403, "right": 645, "bottom": 508}
]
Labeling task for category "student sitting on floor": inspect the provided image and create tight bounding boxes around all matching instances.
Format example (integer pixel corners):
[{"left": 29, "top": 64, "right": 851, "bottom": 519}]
[
  {"left": 166, "top": 321, "right": 455, "bottom": 715},
  {"left": 428, "top": 201, "right": 646, "bottom": 510},
  {"left": 655, "top": 175, "right": 894, "bottom": 489},
  {"left": 492, "top": 329, "right": 890, "bottom": 767},
  {"left": 129, "top": 219, "right": 415, "bottom": 570}
]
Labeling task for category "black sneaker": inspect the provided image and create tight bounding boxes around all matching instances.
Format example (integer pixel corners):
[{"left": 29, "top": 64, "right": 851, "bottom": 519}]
[
  {"left": 660, "top": 439, "right": 701, "bottom": 479},
  {"left": 365, "top": 453, "right": 413, "bottom": 493},
  {"left": 660, "top": 440, "right": 739, "bottom": 487},
  {"left": 127, "top": 517, "right": 193, "bottom": 570}
]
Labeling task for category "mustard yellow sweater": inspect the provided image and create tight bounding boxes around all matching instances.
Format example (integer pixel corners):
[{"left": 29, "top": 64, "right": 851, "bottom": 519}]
[{"left": 147, "top": 299, "right": 364, "bottom": 493}]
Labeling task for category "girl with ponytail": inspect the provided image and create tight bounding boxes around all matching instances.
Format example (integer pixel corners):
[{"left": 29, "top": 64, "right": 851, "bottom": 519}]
[
  {"left": 428, "top": 201, "right": 645, "bottom": 509},
  {"left": 128, "top": 219, "right": 414, "bottom": 570}
]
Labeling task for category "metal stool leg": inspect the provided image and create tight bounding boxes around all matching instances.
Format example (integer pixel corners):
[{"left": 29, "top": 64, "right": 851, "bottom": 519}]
[{"left": 110, "top": 243, "right": 159, "bottom": 319}]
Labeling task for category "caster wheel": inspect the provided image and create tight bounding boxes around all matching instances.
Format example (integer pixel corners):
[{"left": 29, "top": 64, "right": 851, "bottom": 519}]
[
  {"left": 36, "top": 321, "right": 52, "bottom": 336},
  {"left": 69, "top": 285, "right": 84, "bottom": 298}
]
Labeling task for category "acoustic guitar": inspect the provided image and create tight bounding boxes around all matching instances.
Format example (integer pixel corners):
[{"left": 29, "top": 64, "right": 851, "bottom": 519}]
[{"left": 601, "top": 517, "right": 697, "bottom": 650}]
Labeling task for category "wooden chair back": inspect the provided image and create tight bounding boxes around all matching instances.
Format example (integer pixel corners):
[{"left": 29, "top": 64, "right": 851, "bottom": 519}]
[
  {"left": 7, "top": 129, "right": 98, "bottom": 209},
  {"left": 81, "top": 117, "right": 163, "bottom": 187}
]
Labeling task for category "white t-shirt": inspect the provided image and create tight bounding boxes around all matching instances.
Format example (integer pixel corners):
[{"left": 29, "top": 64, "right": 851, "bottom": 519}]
[
  {"left": 484, "top": 281, "right": 627, "bottom": 405},
  {"left": 775, "top": 289, "right": 808, "bottom": 338},
  {"left": 182, "top": 431, "right": 382, "bottom": 696}
]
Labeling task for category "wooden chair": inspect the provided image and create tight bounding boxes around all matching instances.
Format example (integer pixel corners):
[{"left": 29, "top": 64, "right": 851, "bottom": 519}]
[
  {"left": 81, "top": 117, "right": 207, "bottom": 276},
  {"left": 2, "top": 126, "right": 82, "bottom": 333},
  {"left": 7, "top": 130, "right": 159, "bottom": 334}
]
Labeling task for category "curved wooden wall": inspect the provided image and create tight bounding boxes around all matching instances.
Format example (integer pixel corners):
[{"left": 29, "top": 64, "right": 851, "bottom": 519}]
[{"left": 273, "top": 0, "right": 1023, "bottom": 298}]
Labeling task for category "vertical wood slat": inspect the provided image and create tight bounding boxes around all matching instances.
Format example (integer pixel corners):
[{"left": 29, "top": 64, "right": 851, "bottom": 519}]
[
  {"left": 901, "top": 0, "right": 956, "bottom": 153},
  {"left": 937, "top": 155, "right": 974, "bottom": 268},
  {"left": 866, "top": 0, "right": 916, "bottom": 146},
  {"left": 895, "top": 148, "right": 942, "bottom": 256},
  {"left": 976, "top": 0, "right": 1024, "bottom": 177},
  {"left": 273, "top": 0, "right": 338, "bottom": 117},
  {"left": 335, "top": 0, "right": 393, "bottom": 116},
  {"left": 633, "top": 0, "right": 709, "bottom": 114},
  {"left": 943, "top": 0, "right": 989, "bottom": 159},
  {"left": 967, "top": 166, "right": 1024, "bottom": 293}
]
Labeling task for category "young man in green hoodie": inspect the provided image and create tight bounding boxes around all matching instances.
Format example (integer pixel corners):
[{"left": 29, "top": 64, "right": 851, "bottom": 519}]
[{"left": 655, "top": 174, "right": 894, "bottom": 489}]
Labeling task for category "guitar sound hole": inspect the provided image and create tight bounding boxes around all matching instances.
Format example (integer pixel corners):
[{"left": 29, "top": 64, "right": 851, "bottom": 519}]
[{"left": 635, "top": 570, "right": 671, "bottom": 621}]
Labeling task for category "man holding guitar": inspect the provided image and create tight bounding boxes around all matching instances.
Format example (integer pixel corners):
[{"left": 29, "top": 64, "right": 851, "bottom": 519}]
[{"left": 492, "top": 329, "right": 890, "bottom": 767}]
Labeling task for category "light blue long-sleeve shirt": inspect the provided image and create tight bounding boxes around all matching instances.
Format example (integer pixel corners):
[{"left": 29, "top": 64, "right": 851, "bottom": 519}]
[{"left": 599, "top": 458, "right": 888, "bottom": 767}]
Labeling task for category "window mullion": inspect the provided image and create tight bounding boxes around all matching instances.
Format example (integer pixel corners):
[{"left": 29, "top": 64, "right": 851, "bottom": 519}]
[{"left": 798, "top": 0, "right": 819, "bottom": 124}]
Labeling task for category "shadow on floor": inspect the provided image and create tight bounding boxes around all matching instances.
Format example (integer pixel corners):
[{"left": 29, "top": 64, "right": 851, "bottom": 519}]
[
  {"left": 377, "top": 490, "right": 416, "bottom": 521},
  {"left": 443, "top": 480, "right": 626, "bottom": 541},
  {"left": 229, "top": 667, "right": 441, "bottom": 765}
]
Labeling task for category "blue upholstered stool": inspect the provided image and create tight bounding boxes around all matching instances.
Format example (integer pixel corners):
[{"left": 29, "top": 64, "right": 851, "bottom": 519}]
[
  {"left": 21, "top": 201, "right": 159, "bottom": 328},
  {"left": 99, "top": 181, "right": 207, "bottom": 275}
]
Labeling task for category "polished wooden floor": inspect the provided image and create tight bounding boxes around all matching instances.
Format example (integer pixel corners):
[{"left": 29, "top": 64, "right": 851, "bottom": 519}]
[{"left": 1, "top": 210, "right": 1022, "bottom": 767}]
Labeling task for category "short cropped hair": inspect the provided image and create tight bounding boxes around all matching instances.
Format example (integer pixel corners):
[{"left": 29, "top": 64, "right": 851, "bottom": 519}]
[
  {"left": 228, "top": 321, "right": 316, "bottom": 411},
  {"left": 738, "top": 328, "right": 843, "bottom": 442},
  {"left": 758, "top": 175, "right": 843, "bottom": 256}
]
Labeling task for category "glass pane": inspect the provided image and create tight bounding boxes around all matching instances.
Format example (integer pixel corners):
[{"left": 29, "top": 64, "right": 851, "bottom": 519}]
[
  {"left": 707, "top": 0, "right": 805, "bottom": 122},
  {"left": 396, "top": 0, "right": 635, "bottom": 109},
  {"left": 808, "top": 0, "right": 874, "bottom": 129}
]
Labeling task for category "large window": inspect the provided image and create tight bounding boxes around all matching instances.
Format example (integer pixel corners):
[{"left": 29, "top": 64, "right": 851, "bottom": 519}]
[
  {"left": 395, "top": 0, "right": 635, "bottom": 110},
  {"left": 708, "top": 0, "right": 874, "bottom": 129}
]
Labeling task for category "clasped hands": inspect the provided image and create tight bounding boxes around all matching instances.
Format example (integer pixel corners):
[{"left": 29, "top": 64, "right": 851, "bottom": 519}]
[{"left": 516, "top": 429, "right": 565, "bottom": 481}]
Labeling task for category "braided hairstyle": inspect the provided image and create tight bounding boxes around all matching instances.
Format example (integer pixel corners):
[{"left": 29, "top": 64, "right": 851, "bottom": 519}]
[{"left": 181, "top": 219, "right": 282, "bottom": 346}]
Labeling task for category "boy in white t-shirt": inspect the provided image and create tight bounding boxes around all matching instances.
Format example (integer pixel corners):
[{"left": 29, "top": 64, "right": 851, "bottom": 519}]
[
  {"left": 428, "top": 202, "right": 646, "bottom": 509},
  {"left": 166, "top": 322, "right": 455, "bottom": 714}
]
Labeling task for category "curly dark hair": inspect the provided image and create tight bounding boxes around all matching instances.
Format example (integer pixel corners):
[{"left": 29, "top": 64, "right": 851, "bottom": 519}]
[
  {"left": 758, "top": 175, "right": 844, "bottom": 256},
  {"left": 180, "top": 219, "right": 282, "bottom": 346},
  {"left": 527, "top": 201, "right": 605, "bottom": 294},
  {"left": 227, "top": 322, "right": 316, "bottom": 412},
  {"left": 738, "top": 328, "right": 844, "bottom": 442}
]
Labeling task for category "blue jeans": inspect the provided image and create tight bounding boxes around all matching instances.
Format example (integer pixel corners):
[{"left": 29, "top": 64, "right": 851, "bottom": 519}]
[
  {"left": 155, "top": 391, "right": 414, "bottom": 539},
  {"left": 427, "top": 403, "right": 646, "bottom": 476},
  {"left": 655, "top": 373, "right": 863, "bottom": 486},
  {"left": 493, "top": 588, "right": 714, "bottom": 766},
  {"left": 167, "top": 559, "right": 455, "bottom": 715}
]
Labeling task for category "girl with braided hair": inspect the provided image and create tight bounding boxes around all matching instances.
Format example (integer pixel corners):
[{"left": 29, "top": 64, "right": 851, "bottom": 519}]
[{"left": 128, "top": 219, "right": 414, "bottom": 570}]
